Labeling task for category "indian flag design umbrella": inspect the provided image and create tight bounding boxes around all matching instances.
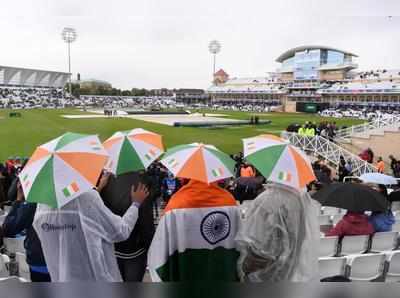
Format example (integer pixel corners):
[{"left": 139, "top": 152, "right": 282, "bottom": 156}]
[
  {"left": 160, "top": 143, "right": 235, "bottom": 184},
  {"left": 103, "top": 128, "right": 164, "bottom": 175},
  {"left": 19, "top": 132, "right": 108, "bottom": 208},
  {"left": 243, "top": 134, "right": 316, "bottom": 189}
]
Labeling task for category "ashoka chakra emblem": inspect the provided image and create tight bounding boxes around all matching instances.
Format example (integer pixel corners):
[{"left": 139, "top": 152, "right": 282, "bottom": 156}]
[{"left": 200, "top": 211, "right": 231, "bottom": 245}]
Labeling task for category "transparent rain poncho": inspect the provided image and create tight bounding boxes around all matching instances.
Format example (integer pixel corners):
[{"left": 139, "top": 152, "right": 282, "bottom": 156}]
[
  {"left": 235, "top": 183, "right": 320, "bottom": 282},
  {"left": 32, "top": 189, "right": 139, "bottom": 282}
]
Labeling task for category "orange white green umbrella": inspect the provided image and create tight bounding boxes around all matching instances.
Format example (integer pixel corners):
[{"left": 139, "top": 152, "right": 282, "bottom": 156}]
[
  {"left": 243, "top": 134, "right": 316, "bottom": 189},
  {"left": 19, "top": 132, "right": 108, "bottom": 209},
  {"left": 160, "top": 143, "right": 235, "bottom": 184},
  {"left": 103, "top": 128, "right": 164, "bottom": 176}
]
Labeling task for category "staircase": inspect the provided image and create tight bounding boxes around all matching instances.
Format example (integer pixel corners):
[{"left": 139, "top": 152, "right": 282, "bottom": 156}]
[
  {"left": 281, "top": 132, "right": 377, "bottom": 176},
  {"left": 335, "top": 115, "right": 400, "bottom": 143},
  {"left": 335, "top": 115, "right": 400, "bottom": 166}
]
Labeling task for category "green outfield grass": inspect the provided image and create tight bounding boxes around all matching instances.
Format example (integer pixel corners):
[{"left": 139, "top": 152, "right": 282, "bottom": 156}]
[{"left": 0, "top": 108, "right": 364, "bottom": 161}]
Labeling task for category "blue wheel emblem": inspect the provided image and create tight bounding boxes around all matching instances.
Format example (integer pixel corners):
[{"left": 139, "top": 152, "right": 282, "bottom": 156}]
[{"left": 200, "top": 211, "right": 231, "bottom": 245}]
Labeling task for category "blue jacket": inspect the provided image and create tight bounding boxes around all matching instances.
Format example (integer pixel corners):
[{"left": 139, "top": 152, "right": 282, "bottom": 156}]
[
  {"left": 2, "top": 201, "right": 47, "bottom": 267},
  {"left": 369, "top": 211, "right": 396, "bottom": 233}
]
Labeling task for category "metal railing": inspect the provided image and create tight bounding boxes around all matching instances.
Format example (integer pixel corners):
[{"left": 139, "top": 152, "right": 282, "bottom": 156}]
[
  {"left": 281, "top": 132, "right": 377, "bottom": 176},
  {"left": 335, "top": 115, "right": 400, "bottom": 143}
]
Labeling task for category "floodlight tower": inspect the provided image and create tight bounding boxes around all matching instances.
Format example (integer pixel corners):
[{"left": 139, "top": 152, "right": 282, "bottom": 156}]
[
  {"left": 61, "top": 27, "right": 77, "bottom": 97},
  {"left": 208, "top": 40, "right": 221, "bottom": 83}
]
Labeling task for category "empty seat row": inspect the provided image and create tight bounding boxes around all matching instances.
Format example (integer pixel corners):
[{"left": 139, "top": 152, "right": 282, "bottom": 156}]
[
  {"left": 319, "top": 251, "right": 400, "bottom": 282},
  {"left": 319, "top": 231, "right": 400, "bottom": 258}
]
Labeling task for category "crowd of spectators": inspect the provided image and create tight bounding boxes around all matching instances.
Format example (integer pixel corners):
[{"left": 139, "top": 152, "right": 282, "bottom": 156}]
[
  {"left": 1, "top": 144, "right": 399, "bottom": 283},
  {"left": 287, "top": 121, "right": 338, "bottom": 141},
  {"left": 0, "top": 87, "right": 64, "bottom": 109}
]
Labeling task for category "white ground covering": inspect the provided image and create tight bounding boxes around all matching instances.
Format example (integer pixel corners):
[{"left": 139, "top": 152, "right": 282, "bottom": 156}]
[{"left": 61, "top": 111, "right": 237, "bottom": 126}]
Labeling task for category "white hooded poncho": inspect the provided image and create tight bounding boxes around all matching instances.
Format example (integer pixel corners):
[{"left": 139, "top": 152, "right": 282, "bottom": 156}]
[
  {"left": 235, "top": 183, "right": 320, "bottom": 282},
  {"left": 33, "top": 189, "right": 138, "bottom": 282}
]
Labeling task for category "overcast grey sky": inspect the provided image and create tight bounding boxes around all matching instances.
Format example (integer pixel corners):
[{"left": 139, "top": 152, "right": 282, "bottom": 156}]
[{"left": 0, "top": 0, "right": 399, "bottom": 89}]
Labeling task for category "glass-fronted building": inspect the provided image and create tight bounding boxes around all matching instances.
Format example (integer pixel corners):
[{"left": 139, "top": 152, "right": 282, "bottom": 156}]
[
  {"left": 208, "top": 45, "right": 400, "bottom": 112},
  {"left": 277, "top": 46, "right": 357, "bottom": 82}
]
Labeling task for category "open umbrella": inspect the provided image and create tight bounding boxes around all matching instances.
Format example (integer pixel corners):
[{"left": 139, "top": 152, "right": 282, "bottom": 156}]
[
  {"left": 243, "top": 134, "right": 316, "bottom": 189},
  {"left": 19, "top": 132, "right": 108, "bottom": 208},
  {"left": 389, "top": 190, "right": 400, "bottom": 202},
  {"left": 103, "top": 128, "right": 164, "bottom": 175},
  {"left": 313, "top": 183, "right": 388, "bottom": 212},
  {"left": 359, "top": 173, "right": 398, "bottom": 185},
  {"left": 160, "top": 143, "right": 235, "bottom": 184}
]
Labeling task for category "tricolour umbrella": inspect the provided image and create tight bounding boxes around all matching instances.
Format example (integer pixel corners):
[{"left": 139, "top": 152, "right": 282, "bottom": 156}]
[
  {"left": 243, "top": 134, "right": 316, "bottom": 189},
  {"left": 359, "top": 173, "right": 398, "bottom": 186},
  {"left": 19, "top": 132, "right": 108, "bottom": 208},
  {"left": 160, "top": 143, "right": 235, "bottom": 184},
  {"left": 103, "top": 128, "right": 164, "bottom": 175},
  {"left": 313, "top": 183, "right": 388, "bottom": 212}
]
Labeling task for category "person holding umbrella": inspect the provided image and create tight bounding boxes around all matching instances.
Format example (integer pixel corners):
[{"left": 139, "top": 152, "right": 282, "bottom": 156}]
[
  {"left": 357, "top": 173, "right": 397, "bottom": 232},
  {"left": 19, "top": 132, "right": 151, "bottom": 282},
  {"left": 147, "top": 143, "right": 240, "bottom": 282},
  {"left": 314, "top": 183, "right": 388, "bottom": 238},
  {"left": 101, "top": 128, "right": 164, "bottom": 281},
  {"left": 368, "top": 184, "right": 395, "bottom": 233},
  {"left": 235, "top": 135, "right": 319, "bottom": 282},
  {"left": 325, "top": 211, "right": 374, "bottom": 237}
]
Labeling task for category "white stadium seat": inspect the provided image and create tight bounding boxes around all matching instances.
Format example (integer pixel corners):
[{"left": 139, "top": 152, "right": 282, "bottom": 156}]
[
  {"left": 318, "top": 215, "right": 332, "bottom": 226},
  {"left": 347, "top": 253, "right": 386, "bottom": 281},
  {"left": 370, "top": 232, "right": 399, "bottom": 253},
  {"left": 0, "top": 254, "right": 10, "bottom": 278},
  {"left": 318, "top": 257, "right": 346, "bottom": 279},
  {"left": 321, "top": 207, "right": 341, "bottom": 216},
  {"left": 339, "top": 235, "right": 369, "bottom": 256},
  {"left": 3, "top": 206, "right": 11, "bottom": 214},
  {"left": 331, "top": 214, "right": 343, "bottom": 226},
  {"left": 385, "top": 251, "right": 400, "bottom": 282},
  {"left": 0, "top": 215, "right": 6, "bottom": 226},
  {"left": 394, "top": 212, "right": 400, "bottom": 221},
  {"left": 319, "top": 237, "right": 339, "bottom": 257},
  {"left": 392, "top": 222, "right": 400, "bottom": 233},
  {"left": 15, "top": 253, "right": 30, "bottom": 281},
  {"left": 3, "top": 237, "right": 26, "bottom": 255},
  {"left": 391, "top": 202, "right": 400, "bottom": 212}
]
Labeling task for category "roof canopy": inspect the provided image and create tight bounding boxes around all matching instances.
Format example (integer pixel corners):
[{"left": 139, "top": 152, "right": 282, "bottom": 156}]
[
  {"left": 0, "top": 65, "right": 70, "bottom": 88},
  {"left": 276, "top": 45, "right": 358, "bottom": 63}
]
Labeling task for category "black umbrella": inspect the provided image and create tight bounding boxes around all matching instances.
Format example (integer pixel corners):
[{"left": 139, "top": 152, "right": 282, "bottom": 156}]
[
  {"left": 389, "top": 190, "right": 400, "bottom": 202},
  {"left": 312, "top": 183, "right": 389, "bottom": 212}
]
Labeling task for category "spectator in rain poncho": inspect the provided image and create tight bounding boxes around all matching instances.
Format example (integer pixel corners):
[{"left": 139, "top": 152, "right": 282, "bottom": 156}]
[
  {"left": 33, "top": 173, "right": 150, "bottom": 282},
  {"left": 235, "top": 183, "right": 320, "bottom": 282}
]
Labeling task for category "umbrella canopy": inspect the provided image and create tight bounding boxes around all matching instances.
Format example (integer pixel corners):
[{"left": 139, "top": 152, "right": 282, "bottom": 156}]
[
  {"left": 19, "top": 132, "right": 108, "bottom": 209},
  {"left": 313, "top": 183, "right": 388, "bottom": 212},
  {"left": 359, "top": 173, "right": 398, "bottom": 185},
  {"left": 243, "top": 134, "right": 316, "bottom": 189},
  {"left": 160, "top": 143, "right": 235, "bottom": 184},
  {"left": 103, "top": 128, "right": 164, "bottom": 175},
  {"left": 389, "top": 190, "right": 400, "bottom": 202}
]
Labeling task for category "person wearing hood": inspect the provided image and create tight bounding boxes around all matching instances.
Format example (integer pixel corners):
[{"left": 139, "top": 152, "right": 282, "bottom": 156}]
[
  {"left": 33, "top": 172, "right": 150, "bottom": 282},
  {"left": 235, "top": 183, "right": 320, "bottom": 282},
  {"left": 325, "top": 212, "right": 374, "bottom": 237},
  {"left": 368, "top": 184, "right": 395, "bottom": 233}
]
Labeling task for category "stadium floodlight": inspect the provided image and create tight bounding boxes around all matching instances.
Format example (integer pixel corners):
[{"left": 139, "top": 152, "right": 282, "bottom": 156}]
[
  {"left": 208, "top": 40, "right": 221, "bottom": 82},
  {"left": 61, "top": 27, "right": 77, "bottom": 97}
]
